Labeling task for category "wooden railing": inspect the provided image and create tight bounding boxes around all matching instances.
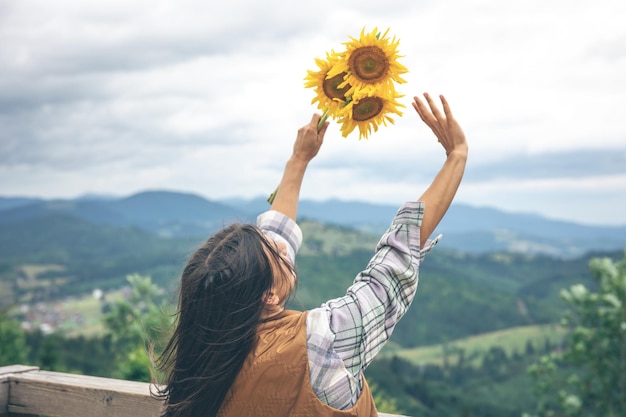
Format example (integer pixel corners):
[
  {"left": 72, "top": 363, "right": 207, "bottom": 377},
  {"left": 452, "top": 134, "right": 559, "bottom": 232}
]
[{"left": 1, "top": 365, "right": 405, "bottom": 417}]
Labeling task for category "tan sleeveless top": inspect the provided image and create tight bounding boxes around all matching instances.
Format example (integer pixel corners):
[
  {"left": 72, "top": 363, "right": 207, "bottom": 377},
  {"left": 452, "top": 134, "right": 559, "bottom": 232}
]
[{"left": 218, "top": 310, "right": 378, "bottom": 417}]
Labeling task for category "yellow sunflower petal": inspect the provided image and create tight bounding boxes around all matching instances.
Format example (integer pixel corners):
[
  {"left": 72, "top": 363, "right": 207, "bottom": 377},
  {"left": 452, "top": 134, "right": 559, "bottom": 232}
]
[
  {"left": 337, "top": 92, "right": 405, "bottom": 140},
  {"left": 327, "top": 27, "right": 408, "bottom": 100},
  {"left": 304, "top": 27, "right": 408, "bottom": 139},
  {"left": 303, "top": 50, "right": 351, "bottom": 118}
]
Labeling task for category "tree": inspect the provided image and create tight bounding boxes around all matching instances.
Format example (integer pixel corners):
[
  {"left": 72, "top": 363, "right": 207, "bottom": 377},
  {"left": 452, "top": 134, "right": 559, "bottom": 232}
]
[
  {"left": 369, "top": 382, "right": 404, "bottom": 415},
  {"left": 526, "top": 250, "right": 626, "bottom": 417},
  {"left": 103, "top": 274, "right": 173, "bottom": 381},
  {"left": 0, "top": 312, "right": 28, "bottom": 366}
]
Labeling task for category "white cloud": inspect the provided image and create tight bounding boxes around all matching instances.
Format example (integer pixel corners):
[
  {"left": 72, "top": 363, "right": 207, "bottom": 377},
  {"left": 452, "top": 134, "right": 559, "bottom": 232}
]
[{"left": 1, "top": 0, "right": 625, "bottom": 224}]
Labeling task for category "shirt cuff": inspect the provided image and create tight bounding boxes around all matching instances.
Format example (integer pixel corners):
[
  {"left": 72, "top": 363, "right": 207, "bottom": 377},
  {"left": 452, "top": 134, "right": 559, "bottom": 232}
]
[
  {"left": 256, "top": 210, "right": 303, "bottom": 263},
  {"left": 393, "top": 201, "right": 442, "bottom": 261},
  {"left": 420, "top": 234, "right": 441, "bottom": 261}
]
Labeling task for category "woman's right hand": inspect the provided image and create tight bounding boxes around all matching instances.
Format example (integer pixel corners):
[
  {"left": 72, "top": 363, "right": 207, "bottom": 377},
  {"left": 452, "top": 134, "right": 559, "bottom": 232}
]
[{"left": 291, "top": 113, "right": 328, "bottom": 164}]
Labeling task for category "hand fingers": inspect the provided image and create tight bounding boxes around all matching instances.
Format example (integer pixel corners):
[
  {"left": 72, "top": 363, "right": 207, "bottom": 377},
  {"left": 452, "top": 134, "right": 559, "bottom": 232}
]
[
  {"left": 317, "top": 120, "right": 329, "bottom": 139},
  {"left": 440, "top": 95, "right": 454, "bottom": 121},
  {"left": 412, "top": 96, "right": 433, "bottom": 125},
  {"left": 310, "top": 113, "right": 321, "bottom": 128},
  {"left": 424, "top": 93, "right": 444, "bottom": 122}
]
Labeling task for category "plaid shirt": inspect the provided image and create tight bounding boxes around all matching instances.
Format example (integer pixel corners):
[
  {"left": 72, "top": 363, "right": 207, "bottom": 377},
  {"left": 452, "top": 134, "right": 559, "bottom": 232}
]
[{"left": 257, "top": 201, "right": 439, "bottom": 410}]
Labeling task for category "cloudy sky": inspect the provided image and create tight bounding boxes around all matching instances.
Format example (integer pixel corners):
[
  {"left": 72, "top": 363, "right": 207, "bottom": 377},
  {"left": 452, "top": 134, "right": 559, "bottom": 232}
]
[{"left": 1, "top": 0, "right": 625, "bottom": 225}]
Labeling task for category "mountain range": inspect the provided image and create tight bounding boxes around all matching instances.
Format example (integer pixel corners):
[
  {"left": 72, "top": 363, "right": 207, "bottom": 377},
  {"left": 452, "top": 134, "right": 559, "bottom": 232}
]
[
  {"left": 1, "top": 190, "right": 625, "bottom": 258},
  {"left": 3, "top": 190, "right": 623, "bottom": 417}
]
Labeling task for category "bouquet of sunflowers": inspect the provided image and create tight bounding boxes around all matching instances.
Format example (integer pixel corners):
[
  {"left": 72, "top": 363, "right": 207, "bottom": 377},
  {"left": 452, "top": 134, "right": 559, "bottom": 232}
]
[
  {"left": 304, "top": 27, "right": 407, "bottom": 140},
  {"left": 268, "top": 28, "right": 407, "bottom": 204}
]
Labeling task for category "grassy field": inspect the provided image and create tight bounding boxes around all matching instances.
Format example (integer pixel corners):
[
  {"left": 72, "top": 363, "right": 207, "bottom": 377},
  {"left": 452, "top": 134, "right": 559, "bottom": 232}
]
[
  {"left": 56, "top": 290, "right": 129, "bottom": 337},
  {"left": 11, "top": 287, "right": 127, "bottom": 337},
  {"left": 19, "top": 264, "right": 65, "bottom": 280},
  {"left": 382, "top": 324, "right": 566, "bottom": 366}
]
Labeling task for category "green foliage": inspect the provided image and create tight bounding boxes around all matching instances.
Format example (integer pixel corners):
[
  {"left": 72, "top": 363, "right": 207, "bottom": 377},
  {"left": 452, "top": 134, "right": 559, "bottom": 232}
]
[
  {"left": 115, "top": 344, "right": 153, "bottom": 382},
  {"left": 366, "top": 348, "right": 540, "bottom": 417},
  {"left": 0, "top": 312, "right": 28, "bottom": 365},
  {"left": 102, "top": 274, "right": 174, "bottom": 381},
  {"left": 526, "top": 250, "right": 626, "bottom": 417},
  {"left": 23, "top": 331, "right": 116, "bottom": 376},
  {"left": 369, "top": 382, "right": 404, "bottom": 415}
]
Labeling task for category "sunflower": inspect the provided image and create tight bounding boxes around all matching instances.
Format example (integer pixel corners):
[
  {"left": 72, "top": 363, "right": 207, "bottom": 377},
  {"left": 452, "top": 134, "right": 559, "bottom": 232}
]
[
  {"left": 327, "top": 27, "right": 408, "bottom": 99},
  {"left": 337, "top": 91, "right": 405, "bottom": 140},
  {"left": 304, "top": 50, "right": 352, "bottom": 118}
]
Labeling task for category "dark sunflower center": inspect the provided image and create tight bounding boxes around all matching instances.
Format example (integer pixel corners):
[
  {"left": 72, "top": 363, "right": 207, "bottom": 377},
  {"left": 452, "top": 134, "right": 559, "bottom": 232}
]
[
  {"left": 352, "top": 96, "right": 383, "bottom": 121},
  {"left": 349, "top": 46, "right": 389, "bottom": 82},
  {"left": 322, "top": 72, "right": 351, "bottom": 101}
]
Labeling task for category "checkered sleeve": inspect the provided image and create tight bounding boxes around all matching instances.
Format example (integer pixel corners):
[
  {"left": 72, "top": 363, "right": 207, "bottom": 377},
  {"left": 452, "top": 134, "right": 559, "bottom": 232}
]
[
  {"left": 306, "top": 201, "right": 441, "bottom": 409},
  {"left": 256, "top": 210, "right": 303, "bottom": 263}
]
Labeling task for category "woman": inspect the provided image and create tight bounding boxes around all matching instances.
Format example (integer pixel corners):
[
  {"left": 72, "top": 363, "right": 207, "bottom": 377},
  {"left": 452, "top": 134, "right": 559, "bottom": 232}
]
[{"left": 154, "top": 93, "right": 468, "bottom": 417}]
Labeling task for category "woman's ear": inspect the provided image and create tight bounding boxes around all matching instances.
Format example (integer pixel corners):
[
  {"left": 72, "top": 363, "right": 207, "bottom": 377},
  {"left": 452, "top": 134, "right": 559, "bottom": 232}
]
[{"left": 263, "top": 291, "right": 280, "bottom": 306}]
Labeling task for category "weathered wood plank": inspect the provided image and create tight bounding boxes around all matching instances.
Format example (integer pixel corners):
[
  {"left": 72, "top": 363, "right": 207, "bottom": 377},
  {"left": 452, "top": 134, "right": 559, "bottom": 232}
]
[
  {"left": 8, "top": 370, "right": 163, "bottom": 417},
  {"left": 0, "top": 376, "right": 8, "bottom": 416},
  {"left": 1, "top": 366, "right": 39, "bottom": 417},
  {"left": 0, "top": 366, "right": 39, "bottom": 377},
  {"left": 2, "top": 366, "right": 408, "bottom": 417}
]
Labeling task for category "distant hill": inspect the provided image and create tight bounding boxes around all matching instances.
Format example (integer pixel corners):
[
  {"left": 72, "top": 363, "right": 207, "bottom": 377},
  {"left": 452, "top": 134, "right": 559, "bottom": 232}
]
[
  {"left": 2, "top": 191, "right": 625, "bottom": 258},
  {"left": 0, "top": 197, "right": 42, "bottom": 211},
  {"left": 0, "top": 191, "right": 252, "bottom": 238},
  {"left": 226, "top": 197, "right": 626, "bottom": 258}
]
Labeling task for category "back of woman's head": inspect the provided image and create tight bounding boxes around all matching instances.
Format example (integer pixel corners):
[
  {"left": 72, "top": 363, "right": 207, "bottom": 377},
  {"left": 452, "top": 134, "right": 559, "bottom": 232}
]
[{"left": 154, "top": 223, "right": 291, "bottom": 417}]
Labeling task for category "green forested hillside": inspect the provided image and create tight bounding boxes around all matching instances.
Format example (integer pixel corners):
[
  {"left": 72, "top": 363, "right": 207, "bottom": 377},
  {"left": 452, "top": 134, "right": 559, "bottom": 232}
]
[
  {"left": 1, "top": 213, "right": 617, "bottom": 348},
  {"left": 0, "top": 213, "right": 201, "bottom": 302}
]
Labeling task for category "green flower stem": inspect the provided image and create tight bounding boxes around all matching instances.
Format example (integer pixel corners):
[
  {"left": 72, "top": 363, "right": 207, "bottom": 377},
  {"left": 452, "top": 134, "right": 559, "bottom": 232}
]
[
  {"left": 267, "top": 186, "right": 279, "bottom": 204},
  {"left": 317, "top": 108, "right": 330, "bottom": 131}
]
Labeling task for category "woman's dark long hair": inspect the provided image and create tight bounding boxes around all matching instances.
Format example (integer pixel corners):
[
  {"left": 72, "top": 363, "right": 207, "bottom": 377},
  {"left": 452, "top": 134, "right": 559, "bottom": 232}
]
[{"left": 153, "top": 223, "right": 294, "bottom": 417}]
